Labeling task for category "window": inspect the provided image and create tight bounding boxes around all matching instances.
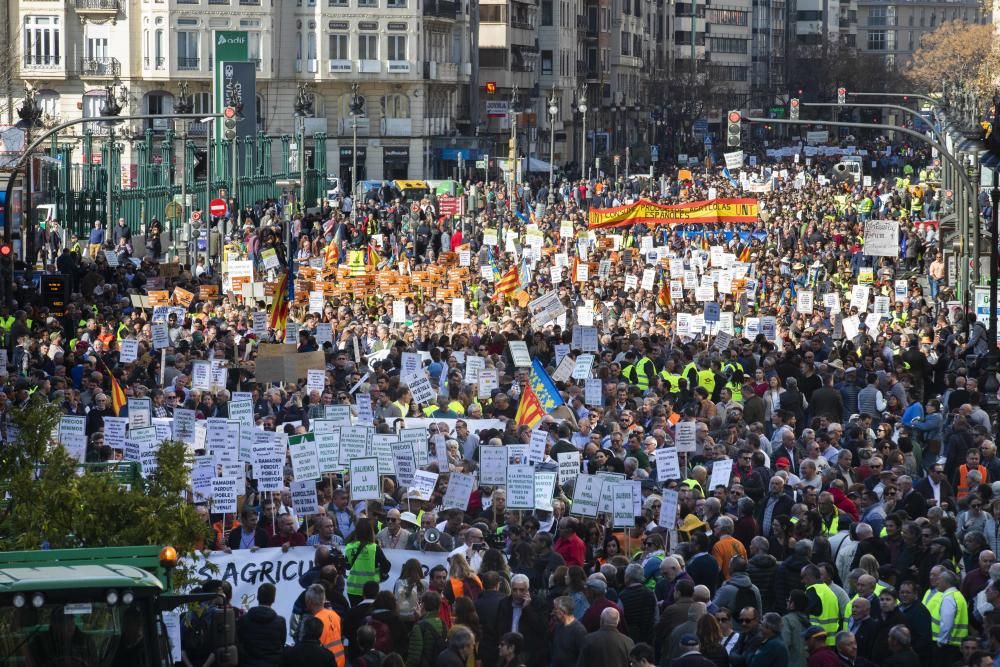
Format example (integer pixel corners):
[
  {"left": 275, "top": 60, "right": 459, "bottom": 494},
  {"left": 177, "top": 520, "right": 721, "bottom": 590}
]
[
  {"left": 542, "top": 0, "right": 553, "bottom": 25},
  {"left": 868, "top": 7, "right": 885, "bottom": 26},
  {"left": 193, "top": 92, "right": 212, "bottom": 113},
  {"left": 601, "top": 7, "right": 610, "bottom": 29},
  {"left": 479, "top": 48, "right": 507, "bottom": 68},
  {"left": 23, "top": 16, "right": 61, "bottom": 66},
  {"left": 37, "top": 90, "right": 59, "bottom": 118},
  {"left": 387, "top": 34, "right": 406, "bottom": 60},
  {"left": 867, "top": 29, "right": 886, "bottom": 50},
  {"left": 359, "top": 0, "right": 377, "bottom": 7},
  {"left": 480, "top": 5, "right": 505, "bottom": 21},
  {"left": 177, "top": 31, "right": 199, "bottom": 69},
  {"left": 86, "top": 36, "right": 109, "bottom": 60},
  {"left": 307, "top": 31, "right": 317, "bottom": 60},
  {"left": 358, "top": 34, "right": 378, "bottom": 60},
  {"left": 82, "top": 93, "right": 104, "bottom": 118},
  {"left": 248, "top": 31, "right": 261, "bottom": 68},
  {"left": 707, "top": 64, "right": 748, "bottom": 81},
  {"left": 708, "top": 36, "right": 747, "bottom": 53},
  {"left": 329, "top": 33, "right": 348, "bottom": 59},
  {"left": 383, "top": 94, "right": 410, "bottom": 117},
  {"left": 541, "top": 49, "right": 553, "bottom": 74},
  {"left": 794, "top": 9, "right": 821, "bottom": 20},
  {"left": 621, "top": 30, "right": 630, "bottom": 55},
  {"left": 388, "top": 0, "right": 406, "bottom": 8}
]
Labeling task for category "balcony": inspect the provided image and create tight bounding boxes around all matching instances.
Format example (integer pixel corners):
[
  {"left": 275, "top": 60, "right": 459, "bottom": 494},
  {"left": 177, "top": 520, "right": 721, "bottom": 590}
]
[
  {"left": 424, "top": 0, "right": 458, "bottom": 19},
  {"left": 144, "top": 56, "right": 166, "bottom": 70},
  {"left": 382, "top": 118, "right": 413, "bottom": 136},
  {"left": 387, "top": 60, "right": 411, "bottom": 73},
  {"left": 177, "top": 57, "right": 200, "bottom": 70},
  {"left": 511, "top": 18, "right": 533, "bottom": 29},
  {"left": 22, "top": 56, "right": 63, "bottom": 72},
  {"left": 77, "top": 56, "right": 121, "bottom": 78},
  {"left": 74, "top": 0, "right": 120, "bottom": 17},
  {"left": 329, "top": 59, "right": 353, "bottom": 72}
]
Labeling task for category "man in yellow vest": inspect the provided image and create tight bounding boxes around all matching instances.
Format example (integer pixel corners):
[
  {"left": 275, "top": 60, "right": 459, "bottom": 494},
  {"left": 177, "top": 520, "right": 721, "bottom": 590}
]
[
  {"left": 930, "top": 569, "right": 968, "bottom": 665},
  {"left": 801, "top": 564, "right": 841, "bottom": 646}
]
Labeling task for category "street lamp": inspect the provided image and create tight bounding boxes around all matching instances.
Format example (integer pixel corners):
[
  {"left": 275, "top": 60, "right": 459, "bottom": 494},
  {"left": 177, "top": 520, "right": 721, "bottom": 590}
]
[
  {"left": 578, "top": 84, "right": 588, "bottom": 181},
  {"left": 293, "top": 83, "right": 315, "bottom": 217},
  {"left": 547, "top": 90, "right": 558, "bottom": 202},
  {"left": 173, "top": 82, "right": 193, "bottom": 262},
  {"left": 98, "top": 83, "right": 125, "bottom": 235},
  {"left": 15, "top": 86, "right": 43, "bottom": 264},
  {"left": 348, "top": 83, "right": 365, "bottom": 202}
]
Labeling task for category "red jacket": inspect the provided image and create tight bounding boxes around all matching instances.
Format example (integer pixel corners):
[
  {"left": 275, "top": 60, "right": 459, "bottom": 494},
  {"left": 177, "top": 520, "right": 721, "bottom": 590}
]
[
  {"left": 554, "top": 533, "right": 586, "bottom": 567},
  {"left": 807, "top": 647, "right": 842, "bottom": 667}
]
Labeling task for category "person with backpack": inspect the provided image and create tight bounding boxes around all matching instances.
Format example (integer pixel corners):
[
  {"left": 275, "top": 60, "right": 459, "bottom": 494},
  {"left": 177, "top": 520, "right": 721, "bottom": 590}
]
[
  {"left": 712, "top": 557, "right": 763, "bottom": 618},
  {"left": 406, "top": 591, "right": 449, "bottom": 667}
]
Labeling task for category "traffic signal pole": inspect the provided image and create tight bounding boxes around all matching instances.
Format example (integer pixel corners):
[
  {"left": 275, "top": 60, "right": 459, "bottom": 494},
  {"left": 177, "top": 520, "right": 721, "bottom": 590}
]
[
  {"left": 800, "top": 102, "right": 943, "bottom": 142},
  {"left": 742, "top": 115, "right": 978, "bottom": 313}
]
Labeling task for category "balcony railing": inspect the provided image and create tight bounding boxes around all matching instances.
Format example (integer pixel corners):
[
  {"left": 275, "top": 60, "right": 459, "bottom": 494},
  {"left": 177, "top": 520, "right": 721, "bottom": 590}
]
[
  {"left": 74, "top": 0, "right": 120, "bottom": 10},
  {"left": 511, "top": 18, "right": 533, "bottom": 29},
  {"left": 177, "top": 57, "right": 200, "bottom": 70},
  {"left": 23, "top": 56, "right": 62, "bottom": 69},
  {"left": 144, "top": 56, "right": 167, "bottom": 69},
  {"left": 78, "top": 56, "right": 121, "bottom": 77},
  {"left": 424, "top": 0, "right": 458, "bottom": 18}
]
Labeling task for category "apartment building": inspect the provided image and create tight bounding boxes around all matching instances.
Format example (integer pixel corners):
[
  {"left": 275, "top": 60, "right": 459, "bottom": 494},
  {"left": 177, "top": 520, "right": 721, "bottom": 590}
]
[
  {"left": 10, "top": 0, "right": 474, "bottom": 183},
  {"left": 856, "top": 0, "right": 985, "bottom": 68}
]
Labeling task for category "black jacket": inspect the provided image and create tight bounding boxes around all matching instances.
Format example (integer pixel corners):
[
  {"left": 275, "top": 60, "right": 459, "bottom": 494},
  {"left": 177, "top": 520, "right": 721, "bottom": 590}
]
[
  {"left": 227, "top": 525, "right": 270, "bottom": 550},
  {"left": 495, "top": 596, "right": 550, "bottom": 667},
  {"left": 476, "top": 590, "right": 505, "bottom": 667},
  {"left": 237, "top": 605, "right": 286, "bottom": 667},
  {"left": 746, "top": 553, "right": 779, "bottom": 613},
  {"left": 280, "top": 640, "right": 335, "bottom": 667}
]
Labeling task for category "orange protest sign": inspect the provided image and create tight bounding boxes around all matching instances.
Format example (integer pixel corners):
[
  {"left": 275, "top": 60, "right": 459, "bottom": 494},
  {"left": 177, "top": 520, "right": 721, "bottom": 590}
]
[{"left": 173, "top": 287, "right": 195, "bottom": 308}]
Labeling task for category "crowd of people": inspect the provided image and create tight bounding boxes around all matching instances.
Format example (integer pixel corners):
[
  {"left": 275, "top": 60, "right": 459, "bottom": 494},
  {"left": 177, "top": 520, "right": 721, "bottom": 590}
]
[{"left": 9, "top": 135, "right": 1000, "bottom": 667}]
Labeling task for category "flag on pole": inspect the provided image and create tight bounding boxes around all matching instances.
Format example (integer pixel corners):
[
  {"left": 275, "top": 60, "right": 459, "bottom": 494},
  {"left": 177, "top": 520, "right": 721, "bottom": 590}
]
[
  {"left": 493, "top": 267, "right": 519, "bottom": 301},
  {"left": 657, "top": 272, "right": 671, "bottom": 309},
  {"left": 527, "top": 358, "right": 565, "bottom": 412},
  {"left": 366, "top": 243, "right": 381, "bottom": 271},
  {"left": 269, "top": 271, "right": 290, "bottom": 334},
  {"left": 514, "top": 381, "right": 545, "bottom": 427},
  {"left": 109, "top": 373, "right": 126, "bottom": 416},
  {"left": 324, "top": 239, "right": 339, "bottom": 267}
]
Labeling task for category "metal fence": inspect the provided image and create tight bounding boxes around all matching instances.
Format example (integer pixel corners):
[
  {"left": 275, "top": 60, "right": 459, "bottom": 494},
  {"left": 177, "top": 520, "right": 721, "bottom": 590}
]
[{"left": 47, "top": 128, "right": 328, "bottom": 239}]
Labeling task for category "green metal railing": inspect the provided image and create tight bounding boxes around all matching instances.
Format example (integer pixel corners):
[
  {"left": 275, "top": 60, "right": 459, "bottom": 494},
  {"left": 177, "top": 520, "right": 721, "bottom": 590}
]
[{"left": 53, "top": 130, "right": 328, "bottom": 239}]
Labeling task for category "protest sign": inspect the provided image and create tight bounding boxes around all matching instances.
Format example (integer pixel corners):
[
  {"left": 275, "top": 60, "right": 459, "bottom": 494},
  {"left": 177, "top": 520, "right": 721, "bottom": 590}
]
[
  {"left": 570, "top": 474, "right": 604, "bottom": 517},
  {"left": 290, "top": 479, "right": 320, "bottom": 516},
  {"left": 406, "top": 470, "right": 438, "bottom": 501},
  {"left": 211, "top": 477, "right": 238, "bottom": 514},
  {"left": 349, "top": 457, "right": 381, "bottom": 501},
  {"left": 863, "top": 220, "right": 899, "bottom": 257},
  {"left": 58, "top": 416, "right": 87, "bottom": 463},
  {"left": 390, "top": 442, "right": 416, "bottom": 487},
  {"left": 655, "top": 448, "right": 682, "bottom": 481},
  {"left": 534, "top": 471, "right": 557, "bottom": 511},
  {"left": 674, "top": 421, "right": 697, "bottom": 452},
  {"left": 442, "top": 472, "right": 476, "bottom": 510},
  {"left": 120, "top": 339, "right": 139, "bottom": 364},
  {"left": 505, "top": 465, "right": 535, "bottom": 509},
  {"left": 557, "top": 452, "right": 580, "bottom": 486},
  {"left": 289, "top": 433, "right": 321, "bottom": 481},
  {"left": 479, "top": 446, "right": 508, "bottom": 486}
]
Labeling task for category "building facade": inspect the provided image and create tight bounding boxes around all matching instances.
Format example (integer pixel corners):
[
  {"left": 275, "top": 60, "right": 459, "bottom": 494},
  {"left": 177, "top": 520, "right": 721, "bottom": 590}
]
[
  {"left": 856, "top": 0, "right": 985, "bottom": 69},
  {"left": 9, "top": 0, "right": 474, "bottom": 186}
]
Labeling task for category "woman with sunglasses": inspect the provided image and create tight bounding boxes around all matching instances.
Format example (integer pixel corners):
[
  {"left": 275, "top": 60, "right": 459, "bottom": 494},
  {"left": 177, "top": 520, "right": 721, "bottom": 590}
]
[{"left": 715, "top": 610, "right": 740, "bottom": 656}]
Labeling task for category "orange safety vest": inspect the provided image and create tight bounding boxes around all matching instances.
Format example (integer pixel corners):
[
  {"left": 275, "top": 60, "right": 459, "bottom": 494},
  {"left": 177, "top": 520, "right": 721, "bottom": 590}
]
[
  {"left": 315, "top": 608, "right": 346, "bottom": 667},
  {"left": 957, "top": 464, "right": 989, "bottom": 498},
  {"left": 449, "top": 575, "right": 483, "bottom": 601}
]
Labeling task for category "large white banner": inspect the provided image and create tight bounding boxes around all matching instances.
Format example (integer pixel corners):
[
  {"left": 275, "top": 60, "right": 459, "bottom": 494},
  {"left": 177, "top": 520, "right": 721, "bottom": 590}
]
[{"left": 184, "top": 546, "right": 450, "bottom": 643}]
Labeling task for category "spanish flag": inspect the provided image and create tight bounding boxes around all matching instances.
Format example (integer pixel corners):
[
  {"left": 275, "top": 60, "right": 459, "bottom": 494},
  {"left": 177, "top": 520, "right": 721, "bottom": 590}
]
[
  {"left": 269, "top": 271, "right": 289, "bottom": 334},
  {"left": 110, "top": 373, "right": 126, "bottom": 416},
  {"left": 493, "top": 267, "right": 518, "bottom": 301},
  {"left": 514, "top": 381, "right": 545, "bottom": 427}
]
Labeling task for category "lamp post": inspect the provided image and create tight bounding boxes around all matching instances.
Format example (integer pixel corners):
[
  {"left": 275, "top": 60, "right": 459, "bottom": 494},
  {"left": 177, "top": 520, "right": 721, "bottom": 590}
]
[
  {"left": 294, "top": 83, "right": 315, "bottom": 216},
  {"left": 547, "top": 90, "right": 558, "bottom": 203},
  {"left": 578, "top": 84, "right": 588, "bottom": 181},
  {"left": 349, "top": 83, "right": 365, "bottom": 202},
  {"left": 14, "top": 86, "right": 43, "bottom": 264},
  {"left": 509, "top": 87, "right": 519, "bottom": 209},
  {"left": 173, "top": 82, "right": 193, "bottom": 263},
  {"left": 98, "top": 83, "right": 124, "bottom": 235}
]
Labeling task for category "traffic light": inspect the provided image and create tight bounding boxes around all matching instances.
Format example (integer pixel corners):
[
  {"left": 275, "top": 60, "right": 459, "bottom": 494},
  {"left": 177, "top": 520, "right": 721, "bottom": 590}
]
[
  {"left": 485, "top": 81, "right": 497, "bottom": 95},
  {"left": 0, "top": 243, "right": 13, "bottom": 270},
  {"left": 790, "top": 98, "right": 800, "bottom": 120},
  {"left": 726, "top": 110, "right": 742, "bottom": 147},
  {"left": 223, "top": 106, "right": 237, "bottom": 140},
  {"left": 837, "top": 87, "right": 846, "bottom": 105}
]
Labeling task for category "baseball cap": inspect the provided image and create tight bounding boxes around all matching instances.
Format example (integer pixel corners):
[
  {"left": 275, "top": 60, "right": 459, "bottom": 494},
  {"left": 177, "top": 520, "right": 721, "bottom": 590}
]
[
  {"left": 802, "top": 626, "right": 827, "bottom": 641},
  {"left": 679, "top": 634, "right": 699, "bottom": 648}
]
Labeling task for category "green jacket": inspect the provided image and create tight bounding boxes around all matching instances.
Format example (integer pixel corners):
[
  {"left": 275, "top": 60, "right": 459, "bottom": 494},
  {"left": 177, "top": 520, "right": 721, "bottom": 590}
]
[{"left": 406, "top": 616, "right": 445, "bottom": 667}]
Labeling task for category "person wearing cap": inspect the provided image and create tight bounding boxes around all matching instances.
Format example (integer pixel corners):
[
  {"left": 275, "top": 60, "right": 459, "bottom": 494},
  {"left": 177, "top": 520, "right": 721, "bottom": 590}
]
[
  {"left": 747, "top": 612, "right": 788, "bottom": 667},
  {"left": 802, "top": 626, "right": 838, "bottom": 667},
  {"left": 581, "top": 575, "right": 628, "bottom": 634},
  {"left": 666, "top": 633, "right": 715, "bottom": 667}
]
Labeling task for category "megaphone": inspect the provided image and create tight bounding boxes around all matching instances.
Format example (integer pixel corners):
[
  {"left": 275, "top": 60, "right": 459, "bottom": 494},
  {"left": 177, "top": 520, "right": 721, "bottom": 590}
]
[{"left": 424, "top": 527, "right": 441, "bottom": 545}]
